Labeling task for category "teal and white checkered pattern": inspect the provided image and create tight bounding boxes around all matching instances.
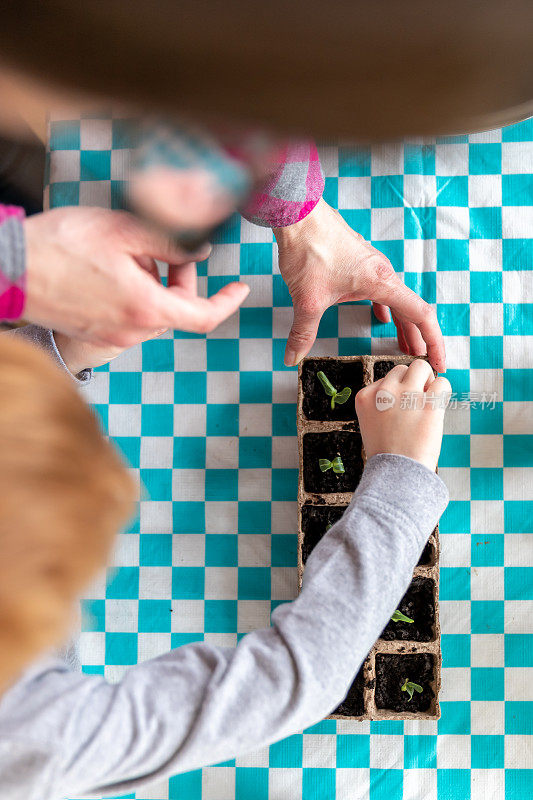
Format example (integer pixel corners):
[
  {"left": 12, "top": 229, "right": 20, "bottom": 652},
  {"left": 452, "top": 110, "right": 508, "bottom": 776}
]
[{"left": 47, "top": 114, "right": 533, "bottom": 800}]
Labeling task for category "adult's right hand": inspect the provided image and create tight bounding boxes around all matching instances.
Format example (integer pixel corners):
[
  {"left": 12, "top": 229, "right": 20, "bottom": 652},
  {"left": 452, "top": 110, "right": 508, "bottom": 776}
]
[{"left": 23, "top": 207, "right": 249, "bottom": 347}]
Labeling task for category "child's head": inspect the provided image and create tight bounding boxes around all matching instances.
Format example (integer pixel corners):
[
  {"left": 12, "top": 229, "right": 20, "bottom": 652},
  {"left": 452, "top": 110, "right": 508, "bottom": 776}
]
[{"left": 0, "top": 336, "right": 135, "bottom": 691}]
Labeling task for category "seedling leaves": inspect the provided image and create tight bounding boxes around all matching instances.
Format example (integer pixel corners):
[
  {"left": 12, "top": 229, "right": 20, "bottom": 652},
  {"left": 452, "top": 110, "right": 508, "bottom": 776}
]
[
  {"left": 318, "top": 456, "right": 345, "bottom": 474},
  {"left": 317, "top": 371, "right": 336, "bottom": 396},
  {"left": 316, "top": 371, "right": 352, "bottom": 410},
  {"left": 335, "top": 386, "right": 352, "bottom": 405},
  {"left": 401, "top": 679, "right": 423, "bottom": 701},
  {"left": 391, "top": 609, "right": 414, "bottom": 624}
]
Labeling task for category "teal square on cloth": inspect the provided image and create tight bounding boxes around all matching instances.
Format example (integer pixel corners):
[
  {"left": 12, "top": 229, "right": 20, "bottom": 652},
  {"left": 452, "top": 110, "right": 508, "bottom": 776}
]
[
  {"left": 405, "top": 206, "right": 436, "bottom": 239},
  {"left": 269, "top": 734, "right": 303, "bottom": 767},
  {"left": 140, "top": 534, "right": 172, "bottom": 566},
  {"left": 80, "top": 149, "right": 111, "bottom": 180},
  {"left": 369, "top": 769, "right": 403, "bottom": 800},
  {"left": 336, "top": 734, "right": 370, "bottom": 768},
  {"left": 172, "top": 567, "right": 204, "bottom": 599},
  {"left": 204, "top": 600, "right": 237, "bottom": 633},
  {"left": 436, "top": 175, "right": 469, "bottom": 206},
  {"left": 206, "top": 340, "right": 239, "bottom": 371},
  {"left": 238, "top": 567, "right": 270, "bottom": 600},
  {"left": 240, "top": 371, "right": 272, "bottom": 404},
  {"left": 49, "top": 120, "right": 80, "bottom": 150},
  {"left": 339, "top": 145, "right": 371, "bottom": 176},
  {"left": 437, "top": 769, "right": 471, "bottom": 800},
  {"left": 206, "top": 404, "right": 239, "bottom": 436},
  {"left": 404, "top": 736, "right": 437, "bottom": 769},
  {"left": 240, "top": 308, "right": 272, "bottom": 338},
  {"left": 205, "top": 535, "right": 238, "bottom": 567},
  {"left": 138, "top": 600, "right": 171, "bottom": 632},
  {"left": 303, "top": 769, "right": 336, "bottom": 800},
  {"left": 469, "top": 143, "right": 502, "bottom": 174},
  {"left": 105, "top": 632, "right": 137, "bottom": 665}
]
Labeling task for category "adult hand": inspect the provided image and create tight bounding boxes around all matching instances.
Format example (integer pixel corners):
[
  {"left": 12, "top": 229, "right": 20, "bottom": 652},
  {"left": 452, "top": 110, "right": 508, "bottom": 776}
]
[
  {"left": 23, "top": 207, "right": 249, "bottom": 347},
  {"left": 274, "top": 199, "right": 445, "bottom": 372},
  {"left": 53, "top": 258, "right": 201, "bottom": 374}
]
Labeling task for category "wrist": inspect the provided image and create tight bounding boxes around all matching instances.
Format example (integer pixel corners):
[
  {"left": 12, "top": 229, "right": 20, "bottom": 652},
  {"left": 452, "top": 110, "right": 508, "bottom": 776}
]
[
  {"left": 273, "top": 197, "right": 324, "bottom": 247},
  {"left": 53, "top": 332, "right": 109, "bottom": 375},
  {"left": 52, "top": 332, "right": 86, "bottom": 375}
]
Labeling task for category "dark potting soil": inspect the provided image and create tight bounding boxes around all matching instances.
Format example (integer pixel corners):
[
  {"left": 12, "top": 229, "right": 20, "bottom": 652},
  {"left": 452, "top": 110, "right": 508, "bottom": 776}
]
[
  {"left": 380, "top": 577, "right": 436, "bottom": 642},
  {"left": 375, "top": 653, "right": 435, "bottom": 713},
  {"left": 373, "top": 360, "right": 396, "bottom": 380},
  {"left": 302, "top": 431, "right": 364, "bottom": 494},
  {"left": 418, "top": 539, "right": 435, "bottom": 566},
  {"left": 301, "top": 358, "right": 364, "bottom": 422},
  {"left": 334, "top": 665, "right": 366, "bottom": 716},
  {"left": 301, "top": 505, "right": 347, "bottom": 562}
]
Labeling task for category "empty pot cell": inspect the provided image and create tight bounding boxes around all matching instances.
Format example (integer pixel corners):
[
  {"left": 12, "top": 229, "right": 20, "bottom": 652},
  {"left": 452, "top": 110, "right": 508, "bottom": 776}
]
[
  {"left": 380, "top": 577, "right": 436, "bottom": 642},
  {"left": 334, "top": 665, "right": 366, "bottom": 717},
  {"left": 301, "top": 358, "right": 364, "bottom": 422},
  {"left": 373, "top": 360, "right": 396, "bottom": 380},
  {"left": 375, "top": 653, "right": 435, "bottom": 713},
  {"left": 303, "top": 431, "right": 363, "bottom": 494},
  {"left": 301, "top": 505, "right": 347, "bottom": 563},
  {"left": 417, "top": 539, "right": 435, "bottom": 566}
]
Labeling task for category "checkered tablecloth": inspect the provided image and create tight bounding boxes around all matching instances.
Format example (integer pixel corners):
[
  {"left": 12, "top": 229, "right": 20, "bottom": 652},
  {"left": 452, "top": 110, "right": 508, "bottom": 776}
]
[{"left": 46, "top": 114, "right": 533, "bottom": 800}]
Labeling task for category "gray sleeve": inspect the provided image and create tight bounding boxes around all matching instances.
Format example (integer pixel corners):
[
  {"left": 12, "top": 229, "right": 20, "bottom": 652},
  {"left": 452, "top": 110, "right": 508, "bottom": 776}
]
[
  {"left": 0, "top": 454, "right": 448, "bottom": 798},
  {"left": 2, "top": 325, "right": 92, "bottom": 385}
]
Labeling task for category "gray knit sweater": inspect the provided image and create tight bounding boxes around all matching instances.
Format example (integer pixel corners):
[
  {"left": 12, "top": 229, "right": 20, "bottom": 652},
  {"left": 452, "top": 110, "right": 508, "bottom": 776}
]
[{"left": 0, "top": 327, "right": 448, "bottom": 800}]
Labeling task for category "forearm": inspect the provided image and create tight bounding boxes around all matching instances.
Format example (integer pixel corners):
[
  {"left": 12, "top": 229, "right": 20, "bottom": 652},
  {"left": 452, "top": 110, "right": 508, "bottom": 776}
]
[{"left": 0, "top": 454, "right": 447, "bottom": 797}]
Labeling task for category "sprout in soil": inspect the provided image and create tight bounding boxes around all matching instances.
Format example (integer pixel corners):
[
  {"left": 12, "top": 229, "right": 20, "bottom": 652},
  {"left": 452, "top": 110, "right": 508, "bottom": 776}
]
[
  {"left": 401, "top": 679, "right": 423, "bottom": 702},
  {"left": 319, "top": 455, "right": 345, "bottom": 474},
  {"left": 317, "top": 371, "right": 352, "bottom": 410},
  {"left": 391, "top": 609, "right": 414, "bottom": 624}
]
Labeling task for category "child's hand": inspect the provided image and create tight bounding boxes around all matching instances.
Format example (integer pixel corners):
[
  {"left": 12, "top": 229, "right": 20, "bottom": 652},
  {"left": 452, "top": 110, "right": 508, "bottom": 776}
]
[
  {"left": 53, "top": 330, "right": 158, "bottom": 375},
  {"left": 355, "top": 359, "right": 451, "bottom": 472}
]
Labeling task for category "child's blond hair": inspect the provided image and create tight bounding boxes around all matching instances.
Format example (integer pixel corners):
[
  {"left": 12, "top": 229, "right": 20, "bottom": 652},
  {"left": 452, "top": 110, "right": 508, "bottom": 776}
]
[{"left": 0, "top": 336, "right": 135, "bottom": 691}]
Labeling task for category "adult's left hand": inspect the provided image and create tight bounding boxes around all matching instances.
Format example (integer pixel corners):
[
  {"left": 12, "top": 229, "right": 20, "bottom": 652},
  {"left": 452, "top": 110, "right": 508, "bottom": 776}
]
[{"left": 274, "top": 199, "right": 446, "bottom": 372}]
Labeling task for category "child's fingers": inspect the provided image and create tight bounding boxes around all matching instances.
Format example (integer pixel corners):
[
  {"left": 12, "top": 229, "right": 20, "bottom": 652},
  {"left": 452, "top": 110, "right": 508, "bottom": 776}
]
[
  {"left": 400, "top": 358, "right": 434, "bottom": 391},
  {"left": 428, "top": 375, "right": 452, "bottom": 402},
  {"left": 381, "top": 364, "right": 409, "bottom": 385}
]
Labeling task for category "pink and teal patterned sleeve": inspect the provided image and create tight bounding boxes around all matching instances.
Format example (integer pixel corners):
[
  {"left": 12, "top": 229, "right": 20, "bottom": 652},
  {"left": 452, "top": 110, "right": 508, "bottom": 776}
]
[
  {"left": 134, "top": 121, "right": 324, "bottom": 231},
  {"left": 0, "top": 205, "right": 26, "bottom": 320},
  {"left": 241, "top": 140, "right": 324, "bottom": 228}
]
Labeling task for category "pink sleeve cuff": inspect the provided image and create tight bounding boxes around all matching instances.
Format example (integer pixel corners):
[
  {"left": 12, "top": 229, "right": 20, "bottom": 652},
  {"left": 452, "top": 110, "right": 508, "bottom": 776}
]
[
  {"left": 0, "top": 205, "right": 26, "bottom": 321},
  {"left": 242, "top": 140, "right": 324, "bottom": 228}
]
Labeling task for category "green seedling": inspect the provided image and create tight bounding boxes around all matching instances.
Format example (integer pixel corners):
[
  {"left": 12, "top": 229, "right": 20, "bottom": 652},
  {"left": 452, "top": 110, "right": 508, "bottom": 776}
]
[
  {"left": 401, "top": 679, "right": 423, "bottom": 702},
  {"left": 317, "top": 371, "right": 352, "bottom": 410},
  {"left": 319, "top": 456, "right": 345, "bottom": 474},
  {"left": 391, "top": 609, "right": 414, "bottom": 624}
]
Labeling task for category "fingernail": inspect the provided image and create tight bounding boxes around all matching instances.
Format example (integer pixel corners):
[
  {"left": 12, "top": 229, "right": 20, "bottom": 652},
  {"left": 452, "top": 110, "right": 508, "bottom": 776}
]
[{"left": 284, "top": 348, "right": 300, "bottom": 367}]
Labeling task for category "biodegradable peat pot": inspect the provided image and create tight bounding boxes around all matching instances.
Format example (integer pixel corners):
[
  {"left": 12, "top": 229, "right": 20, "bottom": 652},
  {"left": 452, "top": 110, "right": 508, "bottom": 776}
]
[{"left": 297, "top": 355, "right": 441, "bottom": 721}]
